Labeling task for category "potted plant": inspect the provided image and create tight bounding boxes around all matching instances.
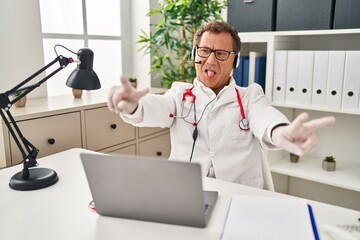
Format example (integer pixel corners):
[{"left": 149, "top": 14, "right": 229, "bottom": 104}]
[
  {"left": 137, "top": 0, "right": 227, "bottom": 88},
  {"left": 290, "top": 153, "right": 300, "bottom": 163},
  {"left": 13, "top": 91, "right": 27, "bottom": 108},
  {"left": 129, "top": 77, "right": 137, "bottom": 88},
  {"left": 322, "top": 155, "right": 336, "bottom": 171},
  {"left": 72, "top": 89, "right": 83, "bottom": 98}
]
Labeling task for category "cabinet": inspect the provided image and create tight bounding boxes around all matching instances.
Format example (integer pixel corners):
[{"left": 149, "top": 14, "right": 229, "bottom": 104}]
[
  {"left": 0, "top": 88, "right": 170, "bottom": 168},
  {"left": 10, "top": 112, "right": 82, "bottom": 165},
  {"left": 240, "top": 29, "right": 360, "bottom": 210},
  {"left": 84, "top": 107, "right": 136, "bottom": 151}
]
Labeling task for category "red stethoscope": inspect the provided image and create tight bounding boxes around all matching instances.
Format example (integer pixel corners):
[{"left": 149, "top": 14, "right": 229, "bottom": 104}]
[{"left": 169, "top": 86, "right": 250, "bottom": 130}]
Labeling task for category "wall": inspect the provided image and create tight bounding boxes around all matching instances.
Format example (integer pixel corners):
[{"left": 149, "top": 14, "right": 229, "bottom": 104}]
[
  {"left": 0, "top": 0, "right": 46, "bottom": 98},
  {"left": 131, "top": 0, "right": 151, "bottom": 89}
]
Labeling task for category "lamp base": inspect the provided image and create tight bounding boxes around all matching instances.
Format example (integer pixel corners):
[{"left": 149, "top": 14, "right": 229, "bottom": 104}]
[{"left": 9, "top": 168, "right": 59, "bottom": 191}]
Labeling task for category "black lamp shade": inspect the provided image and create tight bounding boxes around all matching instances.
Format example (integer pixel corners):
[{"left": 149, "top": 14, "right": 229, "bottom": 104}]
[{"left": 66, "top": 48, "right": 101, "bottom": 90}]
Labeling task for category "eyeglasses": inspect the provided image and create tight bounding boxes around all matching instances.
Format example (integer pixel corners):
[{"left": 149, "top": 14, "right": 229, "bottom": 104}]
[{"left": 197, "top": 47, "right": 237, "bottom": 61}]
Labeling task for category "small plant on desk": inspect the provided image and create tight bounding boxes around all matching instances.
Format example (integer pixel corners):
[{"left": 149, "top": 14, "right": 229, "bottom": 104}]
[
  {"left": 129, "top": 77, "right": 137, "bottom": 88},
  {"left": 13, "top": 91, "right": 27, "bottom": 108},
  {"left": 322, "top": 155, "right": 336, "bottom": 171}
]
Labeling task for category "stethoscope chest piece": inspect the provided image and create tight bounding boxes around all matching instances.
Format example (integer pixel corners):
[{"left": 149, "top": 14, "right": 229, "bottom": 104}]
[
  {"left": 235, "top": 88, "right": 250, "bottom": 131},
  {"left": 239, "top": 118, "right": 250, "bottom": 131}
]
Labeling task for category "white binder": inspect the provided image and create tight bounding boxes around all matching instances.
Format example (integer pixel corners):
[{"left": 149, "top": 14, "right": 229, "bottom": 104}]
[
  {"left": 285, "top": 51, "right": 300, "bottom": 105},
  {"left": 312, "top": 51, "right": 329, "bottom": 107},
  {"left": 272, "top": 51, "right": 287, "bottom": 104},
  {"left": 298, "top": 51, "right": 314, "bottom": 106},
  {"left": 341, "top": 51, "right": 360, "bottom": 111},
  {"left": 326, "top": 51, "right": 346, "bottom": 109}
]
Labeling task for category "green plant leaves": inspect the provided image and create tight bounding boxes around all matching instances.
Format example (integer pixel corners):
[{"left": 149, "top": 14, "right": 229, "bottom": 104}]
[{"left": 138, "top": 0, "right": 227, "bottom": 87}]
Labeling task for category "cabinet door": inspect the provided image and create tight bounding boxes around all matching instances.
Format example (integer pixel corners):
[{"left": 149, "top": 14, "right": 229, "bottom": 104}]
[
  {"left": 138, "top": 127, "right": 168, "bottom": 138},
  {"left": 138, "top": 132, "right": 170, "bottom": 159},
  {"left": 10, "top": 112, "right": 82, "bottom": 165},
  {"left": 105, "top": 144, "right": 136, "bottom": 155},
  {"left": 85, "top": 107, "right": 135, "bottom": 151}
]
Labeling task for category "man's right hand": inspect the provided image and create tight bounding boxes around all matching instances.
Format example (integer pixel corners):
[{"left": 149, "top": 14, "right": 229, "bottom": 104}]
[{"left": 107, "top": 75, "right": 149, "bottom": 114}]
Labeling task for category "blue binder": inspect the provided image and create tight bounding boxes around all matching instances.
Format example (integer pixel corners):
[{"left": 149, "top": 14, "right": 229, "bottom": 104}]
[
  {"left": 254, "top": 55, "right": 266, "bottom": 91},
  {"left": 233, "top": 56, "right": 249, "bottom": 87}
]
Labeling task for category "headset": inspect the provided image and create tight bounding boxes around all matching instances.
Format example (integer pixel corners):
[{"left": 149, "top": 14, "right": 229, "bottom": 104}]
[{"left": 191, "top": 47, "right": 240, "bottom": 68}]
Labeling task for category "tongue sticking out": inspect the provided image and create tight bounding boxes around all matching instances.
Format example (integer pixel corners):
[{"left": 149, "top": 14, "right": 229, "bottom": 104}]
[{"left": 206, "top": 70, "right": 215, "bottom": 78}]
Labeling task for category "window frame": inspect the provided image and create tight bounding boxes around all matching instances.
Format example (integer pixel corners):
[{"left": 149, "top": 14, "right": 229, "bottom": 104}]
[{"left": 40, "top": 0, "right": 132, "bottom": 94}]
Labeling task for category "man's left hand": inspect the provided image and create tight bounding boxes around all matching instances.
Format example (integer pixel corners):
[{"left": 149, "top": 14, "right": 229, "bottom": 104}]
[{"left": 271, "top": 112, "right": 336, "bottom": 156}]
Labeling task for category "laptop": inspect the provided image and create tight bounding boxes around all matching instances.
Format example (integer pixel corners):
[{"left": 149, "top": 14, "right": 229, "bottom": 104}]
[{"left": 80, "top": 153, "right": 218, "bottom": 228}]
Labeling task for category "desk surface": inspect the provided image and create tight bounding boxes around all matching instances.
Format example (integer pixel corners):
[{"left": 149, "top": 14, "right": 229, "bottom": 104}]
[{"left": 0, "top": 148, "right": 359, "bottom": 240}]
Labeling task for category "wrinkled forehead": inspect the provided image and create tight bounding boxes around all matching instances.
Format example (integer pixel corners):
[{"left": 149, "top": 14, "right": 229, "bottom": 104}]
[{"left": 198, "top": 31, "right": 234, "bottom": 50}]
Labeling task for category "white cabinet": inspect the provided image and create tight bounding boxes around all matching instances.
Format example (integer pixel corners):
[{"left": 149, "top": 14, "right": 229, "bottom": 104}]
[
  {"left": 240, "top": 29, "right": 360, "bottom": 210},
  {"left": 138, "top": 132, "right": 171, "bottom": 158},
  {"left": 84, "top": 107, "right": 136, "bottom": 151},
  {"left": 0, "top": 88, "right": 170, "bottom": 168},
  {"left": 10, "top": 112, "right": 82, "bottom": 165}
]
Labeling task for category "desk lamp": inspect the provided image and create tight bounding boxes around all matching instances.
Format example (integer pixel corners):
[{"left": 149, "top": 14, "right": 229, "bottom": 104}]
[{"left": 0, "top": 45, "right": 101, "bottom": 191}]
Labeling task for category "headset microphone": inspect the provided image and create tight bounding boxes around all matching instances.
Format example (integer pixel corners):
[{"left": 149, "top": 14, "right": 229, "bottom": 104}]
[{"left": 194, "top": 60, "right": 201, "bottom": 64}]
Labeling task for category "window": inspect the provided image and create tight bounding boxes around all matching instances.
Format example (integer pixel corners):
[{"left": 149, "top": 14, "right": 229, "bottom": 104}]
[{"left": 39, "top": 0, "right": 131, "bottom": 96}]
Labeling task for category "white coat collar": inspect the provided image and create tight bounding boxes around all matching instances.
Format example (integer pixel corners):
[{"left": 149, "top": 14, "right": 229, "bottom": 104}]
[{"left": 193, "top": 77, "right": 240, "bottom": 108}]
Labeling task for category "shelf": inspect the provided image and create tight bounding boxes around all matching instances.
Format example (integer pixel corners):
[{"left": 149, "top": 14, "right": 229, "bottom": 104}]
[
  {"left": 239, "top": 28, "right": 360, "bottom": 38},
  {"left": 239, "top": 28, "right": 360, "bottom": 209},
  {"left": 272, "top": 103, "right": 360, "bottom": 116},
  {"left": 270, "top": 156, "right": 360, "bottom": 192}
]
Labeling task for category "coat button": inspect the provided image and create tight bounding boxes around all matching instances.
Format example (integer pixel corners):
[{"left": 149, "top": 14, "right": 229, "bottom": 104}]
[{"left": 210, "top": 152, "right": 215, "bottom": 157}]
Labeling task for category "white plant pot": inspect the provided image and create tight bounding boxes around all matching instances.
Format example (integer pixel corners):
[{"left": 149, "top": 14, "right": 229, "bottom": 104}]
[{"left": 322, "top": 160, "right": 336, "bottom": 171}]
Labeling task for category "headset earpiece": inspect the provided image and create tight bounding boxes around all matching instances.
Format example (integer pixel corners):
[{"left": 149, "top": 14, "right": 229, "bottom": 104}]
[
  {"left": 191, "top": 47, "right": 196, "bottom": 61},
  {"left": 233, "top": 54, "right": 240, "bottom": 69}
]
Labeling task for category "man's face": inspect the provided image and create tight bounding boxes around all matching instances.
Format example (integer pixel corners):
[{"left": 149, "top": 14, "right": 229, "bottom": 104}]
[{"left": 195, "top": 31, "right": 235, "bottom": 94}]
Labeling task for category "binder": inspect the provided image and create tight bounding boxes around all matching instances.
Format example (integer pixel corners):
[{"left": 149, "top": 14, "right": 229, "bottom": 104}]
[
  {"left": 233, "top": 56, "right": 249, "bottom": 87},
  {"left": 285, "top": 51, "right": 300, "bottom": 105},
  {"left": 341, "top": 51, "right": 360, "bottom": 111},
  {"left": 249, "top": 52, "right": 266, "bottom": 87},
  {"left": 272, "top": 51, "right": 287, "bottom": 104},
  {"left": 233, "top": 57, "right": 242, "bottom": 86},
  {"left": 326, "top": 51, "right": 346, "bottom": 109},
  {"left": 254, "top": 54, "right": 267, "bottom": 92},
  {"left": 298, "top": 51, "right": 314, "bottom": 105},
  {"left": 312, "top": 51, "right": 329, "bottom": 107},
  {"left": 242, "top": 57, "right": 250, "bottom": 87},
  {"left": 221, "top": 195, "right": 319, "bottom": 240}
]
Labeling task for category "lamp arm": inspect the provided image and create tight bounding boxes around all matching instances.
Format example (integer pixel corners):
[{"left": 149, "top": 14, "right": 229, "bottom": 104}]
[
  {"left": 6, "top": 55, "right": 73, "bottom": 103},
  {"left": 0, "top": 55, "right": 74, "bottom": 179},
  {"left": 0, "top": 108, "right": 38, "bottom": 179}
]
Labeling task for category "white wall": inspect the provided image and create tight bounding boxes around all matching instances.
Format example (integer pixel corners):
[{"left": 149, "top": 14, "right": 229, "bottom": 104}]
[
  {"left": 0, "top": 0, "right": 47, "bottom": 98},
  {"left": 131, "top": 0, "right": 151, "bottom": 89}
]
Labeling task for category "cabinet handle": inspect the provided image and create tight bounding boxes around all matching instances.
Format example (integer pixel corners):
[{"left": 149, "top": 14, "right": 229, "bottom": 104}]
[
  {"left": 47, "top": 138, "right": 56, "bottom": 145},
  {"left": 110, "top": 124, "right": 117, "bottom": 129},
  {"left": 156, "top": 151, "right": 162, "bottom": 157}
]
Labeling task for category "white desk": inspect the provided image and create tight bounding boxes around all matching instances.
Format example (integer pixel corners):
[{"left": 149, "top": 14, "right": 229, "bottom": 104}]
[{"left": 0, "top": 148, "right": 359, "bottom": 240}]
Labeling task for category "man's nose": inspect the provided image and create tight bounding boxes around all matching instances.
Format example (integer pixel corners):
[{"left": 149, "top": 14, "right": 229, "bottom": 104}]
[{"left": 206, "top": 52, "right": 217, "bottom": 64}]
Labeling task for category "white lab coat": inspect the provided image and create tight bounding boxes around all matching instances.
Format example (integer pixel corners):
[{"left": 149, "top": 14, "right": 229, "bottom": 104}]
[{"left": 121, "top": 78, "right": 289, "bottom": 188}]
